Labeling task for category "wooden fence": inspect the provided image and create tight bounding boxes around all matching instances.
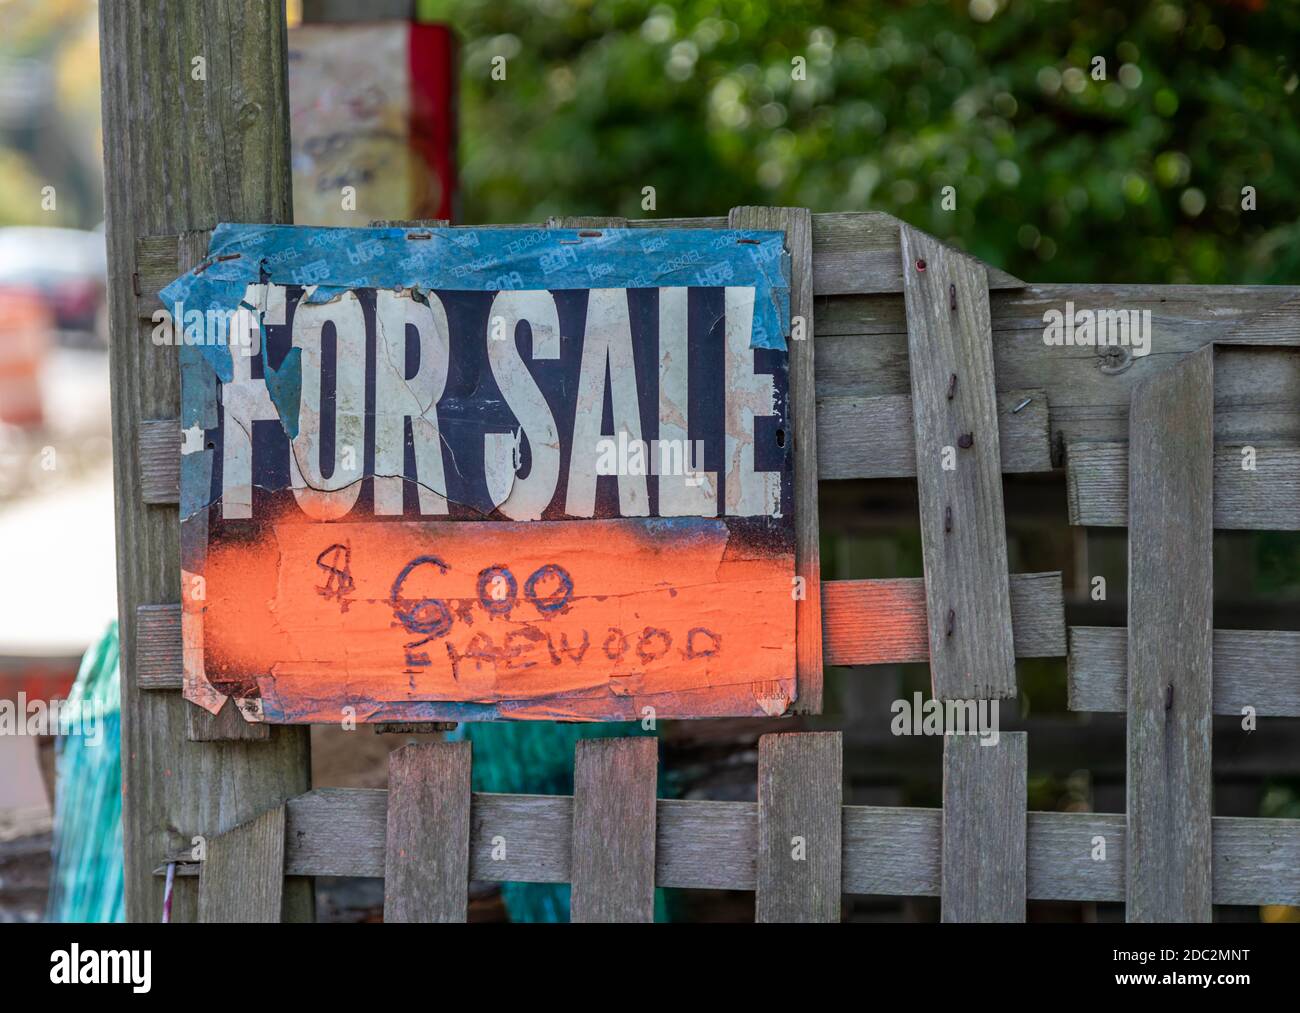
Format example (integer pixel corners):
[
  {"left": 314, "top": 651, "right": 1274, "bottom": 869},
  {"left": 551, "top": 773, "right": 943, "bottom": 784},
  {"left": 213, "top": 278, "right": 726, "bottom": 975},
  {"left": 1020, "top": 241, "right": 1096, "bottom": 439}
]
[
  {"left": 179, "top": 728, "right": 1296, "bottom": 922},
  {"left": 100, "top": 0, "right": 1299, "bottom": 923},
  {"left": 132, "top": 211, "right": 1300, "bottom": 922}
]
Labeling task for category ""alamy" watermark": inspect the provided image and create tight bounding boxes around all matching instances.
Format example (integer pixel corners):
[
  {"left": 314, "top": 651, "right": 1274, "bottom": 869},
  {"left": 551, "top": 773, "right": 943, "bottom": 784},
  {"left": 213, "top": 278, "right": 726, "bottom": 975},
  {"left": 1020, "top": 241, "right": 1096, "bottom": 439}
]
[
  {"left": 890, "top": 692, "right": 1000, "bottom": 746},
  {"left": 1042, "top": 301, "right": 1151, "bottom": 358}
]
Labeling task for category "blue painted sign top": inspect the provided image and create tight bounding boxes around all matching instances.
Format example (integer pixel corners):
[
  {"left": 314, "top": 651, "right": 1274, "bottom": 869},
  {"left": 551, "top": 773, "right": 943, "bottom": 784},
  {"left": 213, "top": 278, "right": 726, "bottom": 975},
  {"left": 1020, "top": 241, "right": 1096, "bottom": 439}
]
[{"left": 161, "top": 223, "right": 790, "bottom": 383}]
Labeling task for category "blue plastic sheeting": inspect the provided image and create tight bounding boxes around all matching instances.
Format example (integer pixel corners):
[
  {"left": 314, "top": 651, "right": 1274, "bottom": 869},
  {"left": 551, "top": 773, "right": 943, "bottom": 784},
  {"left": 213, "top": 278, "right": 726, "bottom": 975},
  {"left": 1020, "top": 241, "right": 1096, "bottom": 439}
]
[
  {"left": 159, "top": 223, "right": 791, "bottom": 383},
  {"left": 46, "top": 623, "right": 125, "bottom": 923}
]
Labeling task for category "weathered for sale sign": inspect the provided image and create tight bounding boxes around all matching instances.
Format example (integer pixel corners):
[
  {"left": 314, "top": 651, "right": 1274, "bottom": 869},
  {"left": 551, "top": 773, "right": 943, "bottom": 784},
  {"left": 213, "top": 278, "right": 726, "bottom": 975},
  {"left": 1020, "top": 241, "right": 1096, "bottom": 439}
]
[{"left": 161, "top": 224, "right": 796, "bottom": 723}]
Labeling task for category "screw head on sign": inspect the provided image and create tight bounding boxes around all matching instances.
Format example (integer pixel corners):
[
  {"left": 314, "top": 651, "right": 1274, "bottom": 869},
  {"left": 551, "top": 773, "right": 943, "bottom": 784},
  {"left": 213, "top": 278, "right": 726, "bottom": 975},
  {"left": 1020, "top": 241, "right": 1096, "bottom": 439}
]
[
  {"left": 916, "top": 258, "right": 927, "bottom": 272},
  {"left": 957, "top": 432, "right": 974, "bottom": 449}
]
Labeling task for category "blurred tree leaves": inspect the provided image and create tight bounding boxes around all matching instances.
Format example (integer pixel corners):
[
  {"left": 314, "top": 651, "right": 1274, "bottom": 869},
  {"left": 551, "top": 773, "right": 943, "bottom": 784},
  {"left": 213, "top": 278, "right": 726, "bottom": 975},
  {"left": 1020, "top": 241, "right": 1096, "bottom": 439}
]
[
  {"left": 0, "top": 0, "right": 103, "bottom": 226},
  {"left": 419, "top": 0, "right": 1300, "bottom": 284}
]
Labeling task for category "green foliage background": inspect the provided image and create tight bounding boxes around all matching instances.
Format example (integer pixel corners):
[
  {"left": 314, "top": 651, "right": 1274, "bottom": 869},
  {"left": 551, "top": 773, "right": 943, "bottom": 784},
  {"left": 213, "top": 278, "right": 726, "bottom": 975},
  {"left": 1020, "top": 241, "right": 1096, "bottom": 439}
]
[{"left": 419, "top": 0, "right": 1300, "bottom": 285}]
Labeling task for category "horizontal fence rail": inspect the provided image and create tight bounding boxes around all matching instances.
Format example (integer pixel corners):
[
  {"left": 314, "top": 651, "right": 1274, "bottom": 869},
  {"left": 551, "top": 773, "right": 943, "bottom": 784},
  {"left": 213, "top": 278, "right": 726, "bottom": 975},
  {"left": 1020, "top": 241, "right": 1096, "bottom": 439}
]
[
  {"left": 170, "top": 734, "right": 1300, "bottom": 919},
  {"left": 1069, "top": 627, "right": 1300, "bottom": 717},
  {"left": 1066, "top": 440, "right": 1300, "bottom": 530},
  {"left": 133, "top": 573, "right": 1068, "bottom": 692}
]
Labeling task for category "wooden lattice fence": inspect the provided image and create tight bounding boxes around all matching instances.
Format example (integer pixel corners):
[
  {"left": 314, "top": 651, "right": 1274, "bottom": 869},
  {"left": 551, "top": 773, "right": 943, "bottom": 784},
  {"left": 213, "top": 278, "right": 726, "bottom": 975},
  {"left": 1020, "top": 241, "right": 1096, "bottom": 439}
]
[{"left": 99, "top": 0, "right": 1299, "bottom": 923}]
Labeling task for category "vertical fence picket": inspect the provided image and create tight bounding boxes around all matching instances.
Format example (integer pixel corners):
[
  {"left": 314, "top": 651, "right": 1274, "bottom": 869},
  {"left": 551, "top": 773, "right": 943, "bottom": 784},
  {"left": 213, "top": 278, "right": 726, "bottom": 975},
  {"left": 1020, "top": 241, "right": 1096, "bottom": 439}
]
[
  {"left": 570, "top": 738, "right": 659, "bottom": 922},
  {"left": 941, "top": 732, "right": 1027, "bottom": 922},
  {"left": 1126, "top": 347, "right": 1215, "bottom": 921},
  {"left": 756, "top": 731, "right": 843, "bottom": 922},
  {"left": 198, "top": 806, "right": 287, "bottom": 923},
  {"left": 899, "top": 225, "right": 1017, "bottom": 700},
  {"left": 383, "top": 741, "right": 473, "bottom": 923}
]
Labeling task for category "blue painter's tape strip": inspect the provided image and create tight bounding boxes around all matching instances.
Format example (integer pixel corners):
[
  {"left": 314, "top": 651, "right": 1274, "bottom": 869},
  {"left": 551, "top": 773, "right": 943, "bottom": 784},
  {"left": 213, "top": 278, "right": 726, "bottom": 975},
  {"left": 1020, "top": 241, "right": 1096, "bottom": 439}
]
[{"left": 158, "top": 224, "right": 791, "bottom": 371}]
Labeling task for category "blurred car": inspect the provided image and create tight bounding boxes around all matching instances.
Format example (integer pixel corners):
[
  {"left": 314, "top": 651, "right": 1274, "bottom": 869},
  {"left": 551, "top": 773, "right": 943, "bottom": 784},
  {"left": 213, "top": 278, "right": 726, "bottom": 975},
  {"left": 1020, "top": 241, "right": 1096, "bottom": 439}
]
[{"left": 0, "top": 226, "right": 107, "bottom": 343}]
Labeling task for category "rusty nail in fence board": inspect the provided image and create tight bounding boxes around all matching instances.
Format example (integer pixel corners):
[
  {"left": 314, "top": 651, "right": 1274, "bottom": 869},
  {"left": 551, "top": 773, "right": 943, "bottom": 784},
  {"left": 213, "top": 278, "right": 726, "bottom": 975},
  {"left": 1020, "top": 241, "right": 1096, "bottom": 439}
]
[
  {"left": 957, "top": 432, "right": 974, "bottom": 449},
  {"left": 1012, "top": 397, "right": 1032, "bottom": 414},
  {"left": 949, "top": 283, "right": 957, "bottom": 311},
  {"left": 947, "top": 374, "right": 957, "bottom": 400},
  {"left": 945, "top": 609, "right": 955, "bottom": 637},
  {"left": 944, "top": 505, "right": 952, "bottom": 533}
]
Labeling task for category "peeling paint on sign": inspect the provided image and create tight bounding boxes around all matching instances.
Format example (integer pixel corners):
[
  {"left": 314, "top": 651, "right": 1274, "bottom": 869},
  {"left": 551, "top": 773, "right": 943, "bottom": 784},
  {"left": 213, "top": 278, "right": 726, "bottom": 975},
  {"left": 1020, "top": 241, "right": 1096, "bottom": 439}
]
[{"left": 171, "top": 225, "right": 796, "bottom": 723}]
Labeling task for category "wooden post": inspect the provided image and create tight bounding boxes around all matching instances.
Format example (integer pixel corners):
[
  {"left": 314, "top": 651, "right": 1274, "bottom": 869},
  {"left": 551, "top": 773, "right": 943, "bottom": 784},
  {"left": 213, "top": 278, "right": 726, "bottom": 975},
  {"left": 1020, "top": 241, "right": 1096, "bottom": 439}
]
[{"left": 99, "top": 0, "right": 311, "bottom": 922}]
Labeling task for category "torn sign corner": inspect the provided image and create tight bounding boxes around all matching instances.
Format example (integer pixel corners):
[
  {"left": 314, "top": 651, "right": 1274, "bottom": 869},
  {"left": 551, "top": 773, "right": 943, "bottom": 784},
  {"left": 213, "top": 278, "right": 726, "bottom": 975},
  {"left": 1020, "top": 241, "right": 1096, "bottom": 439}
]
[{"left": 752, "top": 680, "right": 792, "bottom": 717}]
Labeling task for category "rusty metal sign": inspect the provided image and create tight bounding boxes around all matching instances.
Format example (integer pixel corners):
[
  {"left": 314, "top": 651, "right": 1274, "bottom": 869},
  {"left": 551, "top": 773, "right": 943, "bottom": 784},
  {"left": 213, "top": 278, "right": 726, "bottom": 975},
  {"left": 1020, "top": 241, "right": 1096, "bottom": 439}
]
[{"left": 161, "top": 224, "right": 796, "bottom": 723}]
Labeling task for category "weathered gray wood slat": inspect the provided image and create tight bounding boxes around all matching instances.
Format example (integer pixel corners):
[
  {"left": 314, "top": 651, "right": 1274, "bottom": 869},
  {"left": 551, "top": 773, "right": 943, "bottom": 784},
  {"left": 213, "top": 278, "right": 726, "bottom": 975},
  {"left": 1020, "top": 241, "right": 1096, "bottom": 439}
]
[
  {"left": 1218, "top": 293, "right": 1300, "bottom": 346},
  {"left": 941, "top": 732, "right": 1027, "bottom": 922},
  {"left": 383, "top": 742, "right": 472, "bottom": 923},
  {"left": 197, "top": 806, "right": 286, "bottom": 923},
  {"left": 817, "top": 387, "right": 1050, "bottom": 478},
  {"left": 1212, "top": 818, "right": 1300, "bottom": 907},
  {"left": 656, "top": 800, "right": 756, "bottom": 890},
  {"left": 818, "top": 293, "right": 1300, "bottom": 448},
  {"left": 1025, "top": 811, "right": 1124, "bottom": 902},
  {"left": 811, "top": 212, "right": 1022, "bottom": 296},
  {"left": 1069, "top": 627, "right": 1300, "bottom": 716},
  {"left": 1067, "top": 441, "right": 1300, "bottom": 529},
  {"left": 570, "top": 738, "right": 658, "bottom": 922},
  {"left": 841, "top": 806, "right": 941, "bottom": 896},
  {"left": 130, "top": 572, "right": 1065, "bottom": 692},
  {"left": 819, "top": 282, "right": 1300, "bottom": 338},
  {"left": 900, "top": 225, "right": 1017, "bottom": 699},
  {"left": 756, "top": 732, "right": 842, "bottom": 922},
  {"left": 212, "top": 789, "right": 1299, "bottom": 905},
  {"left": 1126, "top": 346, "right": 1214, "bottom": 922},
  {"left": 100, "top": 0, "right": 312, "bottom": 923},
  {"left": 730, "top": 207, "right": 824, "bottom": 712},
  {"left": 546, "top": 215, "right": 628, "bottom": 229}
]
